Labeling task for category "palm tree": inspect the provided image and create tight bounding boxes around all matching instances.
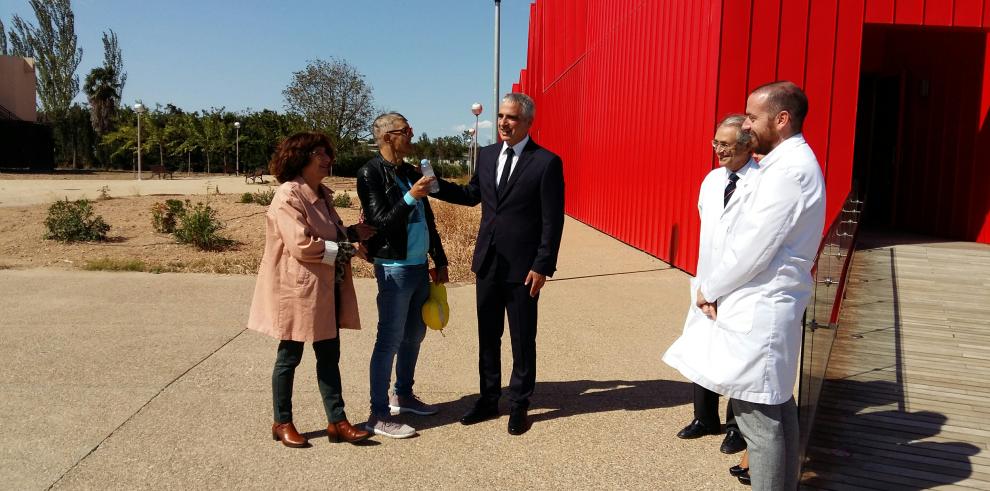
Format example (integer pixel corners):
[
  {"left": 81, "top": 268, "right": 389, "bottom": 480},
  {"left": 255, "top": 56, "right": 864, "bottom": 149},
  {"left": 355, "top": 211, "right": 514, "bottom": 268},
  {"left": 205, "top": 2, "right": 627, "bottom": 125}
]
[{"left": 83, "top": 66, "right": 122, "bottom": 137}]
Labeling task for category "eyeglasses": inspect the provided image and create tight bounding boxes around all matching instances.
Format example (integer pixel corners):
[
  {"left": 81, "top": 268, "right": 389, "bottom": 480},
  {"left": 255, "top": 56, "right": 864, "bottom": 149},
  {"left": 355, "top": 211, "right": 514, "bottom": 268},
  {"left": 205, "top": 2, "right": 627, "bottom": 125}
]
[
  {"left": 309, "top": 147, "right": 334, "bottom": 159},
  {"left": 387, "top": 126, "right": 413, "bottom": 137},
  {"left": 711, "top": 140, "right": 740, "bottom": 151}
]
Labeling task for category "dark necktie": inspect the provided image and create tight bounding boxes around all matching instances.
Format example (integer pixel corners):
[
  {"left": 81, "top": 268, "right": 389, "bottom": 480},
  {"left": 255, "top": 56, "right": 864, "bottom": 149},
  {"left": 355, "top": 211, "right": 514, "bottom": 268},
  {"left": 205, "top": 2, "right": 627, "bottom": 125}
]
[
  {"left": 498, "top": 147, "right": 515, "bottom": 196},
  {"left": 724, "top": 172, "right": 739, "bottom": 207}
]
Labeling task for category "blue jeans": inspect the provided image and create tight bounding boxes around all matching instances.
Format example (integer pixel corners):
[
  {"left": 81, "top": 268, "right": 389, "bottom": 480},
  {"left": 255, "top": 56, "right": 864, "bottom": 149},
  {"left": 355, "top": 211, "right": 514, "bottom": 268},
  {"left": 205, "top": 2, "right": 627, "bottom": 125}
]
[{"left": 369, "top": 263, "right": 430, "bottom": 416}]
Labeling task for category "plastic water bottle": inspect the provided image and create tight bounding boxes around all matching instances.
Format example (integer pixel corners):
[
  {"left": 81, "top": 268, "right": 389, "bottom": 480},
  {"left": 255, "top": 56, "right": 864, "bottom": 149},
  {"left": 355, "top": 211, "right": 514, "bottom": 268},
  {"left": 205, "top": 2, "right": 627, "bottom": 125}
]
[{"left": 420, "top": 159, "right": 440, "bottom": 193}]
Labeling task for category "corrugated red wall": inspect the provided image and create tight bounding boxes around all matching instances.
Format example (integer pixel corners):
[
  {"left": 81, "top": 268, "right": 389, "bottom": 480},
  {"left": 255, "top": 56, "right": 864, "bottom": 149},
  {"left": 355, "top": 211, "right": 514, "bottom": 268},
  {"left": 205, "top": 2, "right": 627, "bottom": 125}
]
[
  {"left": 515, "top": 0, "right": 990, "bottom": 274},
  {"left": 516, "top": 0, "right": 721, "bottom": 272}
]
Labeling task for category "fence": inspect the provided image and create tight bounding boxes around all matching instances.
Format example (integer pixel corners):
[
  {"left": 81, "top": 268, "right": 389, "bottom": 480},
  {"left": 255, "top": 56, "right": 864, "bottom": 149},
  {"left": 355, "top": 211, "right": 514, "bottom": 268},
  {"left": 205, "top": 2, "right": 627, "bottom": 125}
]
[{"left": 797, "top": 189, "right": 864, "bottom": 467}]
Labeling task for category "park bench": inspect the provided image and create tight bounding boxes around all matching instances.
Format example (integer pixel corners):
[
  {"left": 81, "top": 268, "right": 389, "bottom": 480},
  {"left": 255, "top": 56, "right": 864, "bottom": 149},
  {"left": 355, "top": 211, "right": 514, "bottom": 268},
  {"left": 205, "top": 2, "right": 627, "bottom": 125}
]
[
  {"left": 245, "top": 168, "right": 265, "bottom": 184},
  {"left": 150, "top": 165, "right": 174, "bottom": 179}
]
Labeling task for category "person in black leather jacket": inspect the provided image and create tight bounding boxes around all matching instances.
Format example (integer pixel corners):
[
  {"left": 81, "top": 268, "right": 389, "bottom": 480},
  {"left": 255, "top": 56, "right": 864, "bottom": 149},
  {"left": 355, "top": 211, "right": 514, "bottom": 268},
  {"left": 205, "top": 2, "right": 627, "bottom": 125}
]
[{"left": 355, "top": 112, "right": 448, "bottom": 439}]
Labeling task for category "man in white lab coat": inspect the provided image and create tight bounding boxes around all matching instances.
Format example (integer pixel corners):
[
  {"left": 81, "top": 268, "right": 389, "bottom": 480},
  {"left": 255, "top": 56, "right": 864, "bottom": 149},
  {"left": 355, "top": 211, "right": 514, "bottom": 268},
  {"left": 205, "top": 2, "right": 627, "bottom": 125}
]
[
  {"left": 672, "top": 114, "right": 755, "bottom": 457},
  {"left": 663, "top": 81, "right": 826, "bottom": 490}
]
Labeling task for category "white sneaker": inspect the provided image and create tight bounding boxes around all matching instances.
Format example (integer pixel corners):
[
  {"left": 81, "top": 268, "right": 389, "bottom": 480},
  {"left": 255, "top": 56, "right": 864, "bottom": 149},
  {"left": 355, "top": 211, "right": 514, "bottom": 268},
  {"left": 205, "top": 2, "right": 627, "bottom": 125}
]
[{"left": 365, "top": 414, "right": 416, "bottom": 439}]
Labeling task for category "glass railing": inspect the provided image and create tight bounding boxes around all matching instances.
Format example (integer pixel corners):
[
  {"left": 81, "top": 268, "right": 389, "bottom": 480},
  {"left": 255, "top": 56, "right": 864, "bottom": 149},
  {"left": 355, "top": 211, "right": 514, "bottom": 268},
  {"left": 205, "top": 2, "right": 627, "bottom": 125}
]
[{"left": 797, "top": 189, "right": 864, "bottom": 468}]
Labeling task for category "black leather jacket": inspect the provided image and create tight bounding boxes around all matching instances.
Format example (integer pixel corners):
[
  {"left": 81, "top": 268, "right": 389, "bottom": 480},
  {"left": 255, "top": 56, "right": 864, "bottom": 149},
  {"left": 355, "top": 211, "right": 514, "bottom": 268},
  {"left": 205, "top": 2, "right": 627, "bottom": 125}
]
[{"left": 355, "top": 155, "right": 448, "bottom": 267}]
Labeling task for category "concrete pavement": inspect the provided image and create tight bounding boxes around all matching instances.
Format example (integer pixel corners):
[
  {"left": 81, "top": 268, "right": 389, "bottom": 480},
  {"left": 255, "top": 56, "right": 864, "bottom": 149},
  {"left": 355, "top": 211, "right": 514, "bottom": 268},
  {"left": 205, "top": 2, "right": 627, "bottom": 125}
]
[{"left": 0, "top": 217, "right": 744, "bottom": 490}]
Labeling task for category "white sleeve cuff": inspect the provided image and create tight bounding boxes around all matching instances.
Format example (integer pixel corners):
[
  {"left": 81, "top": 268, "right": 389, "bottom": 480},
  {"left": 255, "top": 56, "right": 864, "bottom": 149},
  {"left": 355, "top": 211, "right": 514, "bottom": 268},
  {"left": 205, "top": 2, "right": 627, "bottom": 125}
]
[{"left": 322, "top": 241, "right": 339, "bottom": 265}]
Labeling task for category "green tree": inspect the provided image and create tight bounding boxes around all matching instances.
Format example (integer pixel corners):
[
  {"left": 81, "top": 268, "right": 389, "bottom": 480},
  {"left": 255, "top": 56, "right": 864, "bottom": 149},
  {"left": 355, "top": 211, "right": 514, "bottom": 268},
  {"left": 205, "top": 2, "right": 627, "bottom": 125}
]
[
  {"left": 142, "top": 106, "right": 171, "bottom": 167},
  {"left": 0, "top": 19, "right": 8, "bottom": 55},
  {"left": 101, "top": 112, "right": 137, "bottom": 164},
  {"left": 8, "top": 0, "right": 83, "bottom": 115},
  {"left": 199, "top": 108, "right": 230, "bottom": 173},
  {"left": 282, "top": 58, "right": 376, "bottom": 155},
  {"left": 53, "top": 104, "right": 97, "bottom": 168},
  {"left": 169, "top": 112, "right": 202, "bottom": 174},
  {"left": 101, "top": 29, "right": 126, "bottom": 94}
]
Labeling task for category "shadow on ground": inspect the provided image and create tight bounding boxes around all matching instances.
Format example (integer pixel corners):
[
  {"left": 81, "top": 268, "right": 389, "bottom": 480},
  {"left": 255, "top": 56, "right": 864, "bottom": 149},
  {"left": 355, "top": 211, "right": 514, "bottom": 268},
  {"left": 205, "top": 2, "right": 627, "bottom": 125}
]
[
  {"left": 394, "top": 379, "right": 694, "bottom": 432},
  {"left": 803, "top": 379, "right": 979, "bottom": 489}
]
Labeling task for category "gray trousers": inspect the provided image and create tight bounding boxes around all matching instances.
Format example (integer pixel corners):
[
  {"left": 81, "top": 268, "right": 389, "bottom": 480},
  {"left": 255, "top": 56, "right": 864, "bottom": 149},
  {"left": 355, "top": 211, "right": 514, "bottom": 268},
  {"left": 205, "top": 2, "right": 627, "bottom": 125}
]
[{"left": 731, "top": 397, "right": 800, "bottom": 491}]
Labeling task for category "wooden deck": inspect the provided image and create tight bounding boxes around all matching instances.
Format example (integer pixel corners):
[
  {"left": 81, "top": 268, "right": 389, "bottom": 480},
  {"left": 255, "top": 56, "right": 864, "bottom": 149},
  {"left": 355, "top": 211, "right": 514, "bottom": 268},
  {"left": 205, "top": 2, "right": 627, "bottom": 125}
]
[{"left": 801, "top": 233, "right": 990, "bottom": 490}]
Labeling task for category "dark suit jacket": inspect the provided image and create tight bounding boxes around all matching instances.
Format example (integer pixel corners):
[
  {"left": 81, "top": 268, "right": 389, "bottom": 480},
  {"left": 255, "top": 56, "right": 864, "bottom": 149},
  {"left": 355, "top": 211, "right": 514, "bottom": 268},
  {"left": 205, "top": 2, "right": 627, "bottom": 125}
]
[{"left": 436, "top": 138, "right": 565, "bottom": 283}]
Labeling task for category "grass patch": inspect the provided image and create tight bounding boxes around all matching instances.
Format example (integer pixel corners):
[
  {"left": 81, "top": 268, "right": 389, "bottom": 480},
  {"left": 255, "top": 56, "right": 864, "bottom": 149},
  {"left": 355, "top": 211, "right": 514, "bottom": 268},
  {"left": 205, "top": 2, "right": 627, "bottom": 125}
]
[
  {"left": 83, "top": 258, "right": 147, "bottom": 272},
  {"left": 430, "top": 200, "right": 480, "bottom": 282}
]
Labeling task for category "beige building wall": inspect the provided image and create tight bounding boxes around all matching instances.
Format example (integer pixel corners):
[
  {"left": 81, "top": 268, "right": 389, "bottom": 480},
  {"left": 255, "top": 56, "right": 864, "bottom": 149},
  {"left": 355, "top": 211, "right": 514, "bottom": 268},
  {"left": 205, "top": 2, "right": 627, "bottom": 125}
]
[{"left": 0, "top": 56, "right": 38, "bottom": 122}]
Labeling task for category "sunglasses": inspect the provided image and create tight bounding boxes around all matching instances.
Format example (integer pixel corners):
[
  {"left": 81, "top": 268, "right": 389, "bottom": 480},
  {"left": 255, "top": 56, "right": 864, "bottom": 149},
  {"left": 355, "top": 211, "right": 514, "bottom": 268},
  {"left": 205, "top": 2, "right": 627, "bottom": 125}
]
[{"left": 387, "top": 126, "right": 413, "bottom": 137}]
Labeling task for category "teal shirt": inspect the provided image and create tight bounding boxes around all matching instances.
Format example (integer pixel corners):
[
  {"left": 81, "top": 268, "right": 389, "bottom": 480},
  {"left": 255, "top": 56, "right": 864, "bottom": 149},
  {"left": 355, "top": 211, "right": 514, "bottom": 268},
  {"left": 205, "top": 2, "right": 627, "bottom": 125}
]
[{"left": 374, "top": 175, "right": 429, "bottom": 267}]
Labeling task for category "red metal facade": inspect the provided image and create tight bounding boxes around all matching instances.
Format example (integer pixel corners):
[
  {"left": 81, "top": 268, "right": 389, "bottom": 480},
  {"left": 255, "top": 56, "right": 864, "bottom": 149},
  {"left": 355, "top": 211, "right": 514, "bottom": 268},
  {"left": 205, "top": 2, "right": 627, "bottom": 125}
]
[{"left": 515, "top": 0, "right": 990, "bottom": 274}]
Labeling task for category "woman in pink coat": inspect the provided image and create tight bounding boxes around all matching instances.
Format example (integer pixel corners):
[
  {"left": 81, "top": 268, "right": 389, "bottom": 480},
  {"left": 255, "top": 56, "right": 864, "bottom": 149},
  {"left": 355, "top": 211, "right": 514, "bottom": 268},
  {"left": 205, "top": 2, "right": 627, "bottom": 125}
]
[{"left": 247, "top": 132, "right": 375, "bottom": 447}]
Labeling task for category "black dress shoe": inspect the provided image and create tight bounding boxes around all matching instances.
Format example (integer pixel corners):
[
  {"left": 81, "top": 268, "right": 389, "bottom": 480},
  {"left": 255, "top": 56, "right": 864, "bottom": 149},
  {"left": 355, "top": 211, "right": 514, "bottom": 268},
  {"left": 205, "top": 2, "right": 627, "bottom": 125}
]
[
  {"left": 728, "top": 465, "right": 748, "bottom": 477},
  {"left": 676, "top": 419, "right": 719, "bottom": 439},
  {"left": 720, "top": 428, "right": 747, "bottom": 454},
  {"left": 507, "top": 409, "right": 529, "bottom": 435},
  {"left": 460, "top": 403, "right": 499, "bottom": 425}
]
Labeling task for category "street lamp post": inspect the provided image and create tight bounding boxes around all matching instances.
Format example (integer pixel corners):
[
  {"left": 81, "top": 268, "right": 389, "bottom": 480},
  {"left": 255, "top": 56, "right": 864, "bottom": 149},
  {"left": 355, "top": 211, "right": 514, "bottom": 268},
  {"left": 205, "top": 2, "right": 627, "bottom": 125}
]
[
  {"left": 467, "top": 128, "right": 477, "bottom": 174},
  {"left": 471, "top": 103, "right": 483, "bottom": 174},
  {"left": 234, "top": 121, "right": 241, "bottom": 175},
  {"left": 493, "top": 0, "right": 501, "bottom": 144},
  {"left": 134, "top": 103, "right": 145, "bottom": 180}
]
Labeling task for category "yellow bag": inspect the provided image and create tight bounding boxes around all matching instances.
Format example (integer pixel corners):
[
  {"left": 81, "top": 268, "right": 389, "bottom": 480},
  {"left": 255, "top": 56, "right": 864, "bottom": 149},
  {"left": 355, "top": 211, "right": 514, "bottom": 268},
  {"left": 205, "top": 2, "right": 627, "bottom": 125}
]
[{"left": 422, "top": 282, "right": 450, "bottom": 332}]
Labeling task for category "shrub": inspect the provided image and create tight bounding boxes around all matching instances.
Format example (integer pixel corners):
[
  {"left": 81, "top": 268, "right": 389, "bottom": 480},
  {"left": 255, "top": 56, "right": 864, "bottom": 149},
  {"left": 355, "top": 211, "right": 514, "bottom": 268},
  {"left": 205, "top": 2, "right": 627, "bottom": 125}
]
[
  {"left": 173, "top": 201, "right": 234, "bottom": 251},
  {"left": 251, "top": 188, "right": 276, "bottom": 206},
  {"left": 151, "top": 199, "right": 186, "bottom": 234},
  {"left": 434, "top": 161, "right": 470, "bottom": 179},
  {"left": 44, "top": 199, "right": 111, "bottom": 242},
  {"left": 333, "top": 191, "right": 352, "bottom": 208},
  {"left": 239, "top": 192, "right": 254, "bottom": 203},
  {"left": 98, "top": 185, "right": 112, "bottom": 200}
]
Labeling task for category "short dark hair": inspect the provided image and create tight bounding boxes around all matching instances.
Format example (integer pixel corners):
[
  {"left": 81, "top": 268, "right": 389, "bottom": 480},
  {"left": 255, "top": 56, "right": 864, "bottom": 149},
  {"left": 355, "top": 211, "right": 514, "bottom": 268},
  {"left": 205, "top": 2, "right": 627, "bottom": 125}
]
[
  {"left": 753, "top": 81, "right": 809, "bottom": 132},
  {"left": 269, "top": 131, "right": 334, "bottom": 183}
]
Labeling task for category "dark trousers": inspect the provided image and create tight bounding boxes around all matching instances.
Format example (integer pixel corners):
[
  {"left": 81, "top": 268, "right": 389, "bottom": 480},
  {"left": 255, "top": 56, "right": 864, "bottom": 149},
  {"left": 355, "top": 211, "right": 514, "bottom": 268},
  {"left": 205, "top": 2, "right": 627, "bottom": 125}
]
[
  {"left": 694, "top": 383, "right": 738, "bottom": 431},
  {"left": 475, "top": 249, "right": 539, "bottom": 411},
  {"left": 272, "top": 338, "right": 346, "bottom": 424}
]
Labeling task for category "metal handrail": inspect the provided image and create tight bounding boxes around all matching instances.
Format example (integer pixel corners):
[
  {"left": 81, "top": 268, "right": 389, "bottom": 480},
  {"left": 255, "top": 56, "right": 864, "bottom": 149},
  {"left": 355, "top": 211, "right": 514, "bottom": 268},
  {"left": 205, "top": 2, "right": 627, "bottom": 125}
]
[
  {"left": 0, "top": 104, "right": 20, "bottom": 121},
  {"left": 797, "top": 189, "right": 864, "bottom": 469}
]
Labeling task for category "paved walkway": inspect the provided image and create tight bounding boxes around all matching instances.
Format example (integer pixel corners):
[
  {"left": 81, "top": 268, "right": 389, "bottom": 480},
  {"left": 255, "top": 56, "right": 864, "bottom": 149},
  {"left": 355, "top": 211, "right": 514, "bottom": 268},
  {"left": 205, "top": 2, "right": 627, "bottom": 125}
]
[
  {"left": 802, "top": 234, "right": 990, "bottom": 490},
  {"left": 0, "top": 175, "right": 305, "bottom": 207},
  {"left": 0, "top": 217, "right": 747, "bottom": 490}
]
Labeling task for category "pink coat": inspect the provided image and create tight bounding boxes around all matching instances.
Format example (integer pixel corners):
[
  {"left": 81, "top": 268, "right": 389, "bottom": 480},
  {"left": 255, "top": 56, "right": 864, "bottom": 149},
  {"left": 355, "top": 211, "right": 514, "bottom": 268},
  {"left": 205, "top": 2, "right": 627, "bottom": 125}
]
[{"left": 247, "top": 177, "right": 361, "bottom": 342}]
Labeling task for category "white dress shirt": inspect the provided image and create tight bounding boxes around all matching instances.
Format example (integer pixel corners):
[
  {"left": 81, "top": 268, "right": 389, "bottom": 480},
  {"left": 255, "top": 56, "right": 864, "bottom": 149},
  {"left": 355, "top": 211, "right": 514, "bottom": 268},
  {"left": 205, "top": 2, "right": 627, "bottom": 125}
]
[{"left": 496, "top": 135, "right": 530, "bottom": 187}]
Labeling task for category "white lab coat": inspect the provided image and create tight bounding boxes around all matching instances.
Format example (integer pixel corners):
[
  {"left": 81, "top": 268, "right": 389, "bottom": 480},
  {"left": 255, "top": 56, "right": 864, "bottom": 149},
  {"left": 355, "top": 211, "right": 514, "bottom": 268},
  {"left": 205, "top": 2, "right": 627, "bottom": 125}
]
[{"left": 663, "top": 135, "right": 825, "bottom": 405}]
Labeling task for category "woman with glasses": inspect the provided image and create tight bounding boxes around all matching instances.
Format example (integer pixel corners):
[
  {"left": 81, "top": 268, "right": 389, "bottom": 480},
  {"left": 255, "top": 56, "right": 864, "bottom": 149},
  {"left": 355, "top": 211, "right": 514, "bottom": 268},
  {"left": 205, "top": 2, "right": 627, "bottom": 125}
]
[{"left": 247, "top": 131, "right": 376, "bottom": 447}]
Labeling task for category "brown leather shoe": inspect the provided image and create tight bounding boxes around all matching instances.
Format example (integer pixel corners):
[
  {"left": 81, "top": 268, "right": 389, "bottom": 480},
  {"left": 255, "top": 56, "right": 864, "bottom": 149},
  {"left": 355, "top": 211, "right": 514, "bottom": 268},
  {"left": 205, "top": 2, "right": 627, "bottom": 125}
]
[
  {"left": 327, "top": 419, "right": 371, "bottom": 444},
  {"left": 271, "top": 422, "right": 308, "bottom": 448}
]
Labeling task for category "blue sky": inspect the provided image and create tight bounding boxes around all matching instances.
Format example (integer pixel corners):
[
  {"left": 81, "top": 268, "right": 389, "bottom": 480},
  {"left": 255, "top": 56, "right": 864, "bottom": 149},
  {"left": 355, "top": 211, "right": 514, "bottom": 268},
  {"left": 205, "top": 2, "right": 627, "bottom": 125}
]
[{"left": 1, "top": 0, "right": 532, "bottom": 142}]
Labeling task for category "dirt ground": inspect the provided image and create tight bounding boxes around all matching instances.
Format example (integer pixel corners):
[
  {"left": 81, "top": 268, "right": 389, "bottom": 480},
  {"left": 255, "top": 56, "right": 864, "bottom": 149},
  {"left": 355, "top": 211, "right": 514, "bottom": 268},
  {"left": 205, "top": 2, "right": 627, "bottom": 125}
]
[
  {"left": 0, "top": 179, "right": 481, "bottom": 282},
  {"left": 0, "top": 170, "right": 244, "bottom": 180}
]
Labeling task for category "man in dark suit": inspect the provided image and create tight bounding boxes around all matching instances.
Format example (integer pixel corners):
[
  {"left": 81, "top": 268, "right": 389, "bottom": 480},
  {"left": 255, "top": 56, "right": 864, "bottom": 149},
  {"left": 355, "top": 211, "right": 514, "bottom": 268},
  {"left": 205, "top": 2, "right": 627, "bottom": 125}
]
[{"left": 433, "top": 92, "right": 565, "bottom": 435}]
